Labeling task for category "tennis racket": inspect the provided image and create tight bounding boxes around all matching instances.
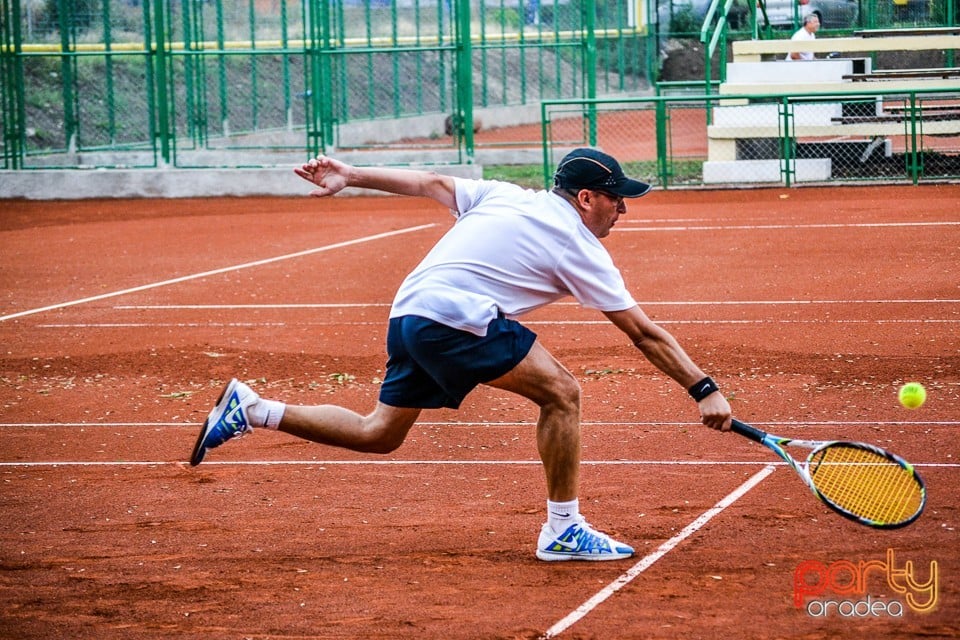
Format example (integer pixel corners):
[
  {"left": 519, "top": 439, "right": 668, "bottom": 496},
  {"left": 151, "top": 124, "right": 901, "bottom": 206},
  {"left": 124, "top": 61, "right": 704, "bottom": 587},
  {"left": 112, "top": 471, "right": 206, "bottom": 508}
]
[{"left": 731, "top": 419, "right": 926, "bottom": 529}]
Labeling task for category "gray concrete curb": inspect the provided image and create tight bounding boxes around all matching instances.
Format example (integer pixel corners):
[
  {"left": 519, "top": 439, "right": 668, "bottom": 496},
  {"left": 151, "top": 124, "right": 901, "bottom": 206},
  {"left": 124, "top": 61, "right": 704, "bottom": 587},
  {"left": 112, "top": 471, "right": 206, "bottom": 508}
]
[{"left": 0, "top": 164, "right": 485, "bottom": 200}]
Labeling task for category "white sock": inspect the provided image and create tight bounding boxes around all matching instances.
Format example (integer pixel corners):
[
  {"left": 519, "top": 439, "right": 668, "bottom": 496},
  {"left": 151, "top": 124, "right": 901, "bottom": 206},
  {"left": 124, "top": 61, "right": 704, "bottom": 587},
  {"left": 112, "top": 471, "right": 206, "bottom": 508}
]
[
  {"left": 248, "top": 398, "right": 285, "bottom": 430},
  {"left": 547, "top": 498, "right": 580, "bottom": 533}
]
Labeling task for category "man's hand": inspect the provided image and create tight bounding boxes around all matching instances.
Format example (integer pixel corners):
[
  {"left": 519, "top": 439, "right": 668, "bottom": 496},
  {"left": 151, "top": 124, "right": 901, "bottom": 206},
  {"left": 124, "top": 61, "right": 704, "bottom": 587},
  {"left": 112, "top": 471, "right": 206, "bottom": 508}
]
[
  {"left": 698, "top": 392, "right": 732, "bottom": 432},
  {"left": 293, "top": 155, "right": 351, "bottom": 198}
]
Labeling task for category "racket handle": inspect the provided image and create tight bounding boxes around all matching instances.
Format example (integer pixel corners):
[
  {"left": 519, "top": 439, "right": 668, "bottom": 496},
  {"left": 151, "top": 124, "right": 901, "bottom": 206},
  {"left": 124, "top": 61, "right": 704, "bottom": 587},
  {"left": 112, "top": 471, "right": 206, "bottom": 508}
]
[{"left": 731, "top": 418, "right": 766, "bottom": 443}]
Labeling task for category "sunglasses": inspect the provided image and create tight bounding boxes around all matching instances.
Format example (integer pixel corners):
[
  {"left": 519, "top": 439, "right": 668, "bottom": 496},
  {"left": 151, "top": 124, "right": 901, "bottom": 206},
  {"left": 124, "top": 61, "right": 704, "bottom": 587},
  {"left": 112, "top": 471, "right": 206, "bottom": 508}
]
[{"left": 593, "top": 190, "right": 624, "bottom": 206}]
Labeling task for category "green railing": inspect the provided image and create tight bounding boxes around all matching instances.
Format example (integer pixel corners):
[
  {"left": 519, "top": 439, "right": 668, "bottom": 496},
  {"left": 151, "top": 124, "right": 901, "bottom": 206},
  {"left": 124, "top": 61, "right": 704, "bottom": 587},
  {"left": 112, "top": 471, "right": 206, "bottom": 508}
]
[
  {"left": 542, "top": 87, "right": 960, "bottom": 188},
  {"left": 699, "top": 0, "right": 735, "bottom": 91}
]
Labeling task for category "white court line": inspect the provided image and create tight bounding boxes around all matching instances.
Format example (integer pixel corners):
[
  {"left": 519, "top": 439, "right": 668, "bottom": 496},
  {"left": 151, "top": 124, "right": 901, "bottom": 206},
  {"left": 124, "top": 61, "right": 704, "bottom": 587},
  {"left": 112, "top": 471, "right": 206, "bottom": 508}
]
[
  {"left": 0, "top": 223, "right": 437, "bottom": 323},
  {"left": 0, "top": 460, "right": 774, "bottom": 468},
  {"left": 541, "top": 465, "right": 778, "bottom": 639},
  {"left": 38, "top": 322, "right": 296, "bottom": 328},
  {"left": 526, "top": 319, "right": 960, "bottom": 325},
  {"left": 3, "top": 420, "right": 959, "bottom": 427},
  {"left": 112, "top": 298, "right": 960, "bottom": 310},
  {"left": 1, "top": 460, "right": 955, "bottom": 468},
  {"left": 616, "top": 221, "right": 960, "bottom": 232},
  {"left": 117, "top": 303, "right": 393, "bottom": 309},
  {"left": 33, "top": 318, "right": 960, "bottom": 329}
]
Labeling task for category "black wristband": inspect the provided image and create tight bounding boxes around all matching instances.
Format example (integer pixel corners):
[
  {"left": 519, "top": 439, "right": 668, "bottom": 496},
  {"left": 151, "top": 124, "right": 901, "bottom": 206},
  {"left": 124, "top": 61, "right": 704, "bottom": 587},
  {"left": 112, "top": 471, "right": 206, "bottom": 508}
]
[{"left": 688, "top": 376, "right": 719, "bottom": 402}]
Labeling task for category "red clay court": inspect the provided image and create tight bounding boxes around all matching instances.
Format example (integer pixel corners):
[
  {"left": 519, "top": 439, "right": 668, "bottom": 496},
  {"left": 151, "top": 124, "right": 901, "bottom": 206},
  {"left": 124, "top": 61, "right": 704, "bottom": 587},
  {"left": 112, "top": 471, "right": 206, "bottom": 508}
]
[{"left": 1, "top": 184, "right": 958, "bottom": 638}]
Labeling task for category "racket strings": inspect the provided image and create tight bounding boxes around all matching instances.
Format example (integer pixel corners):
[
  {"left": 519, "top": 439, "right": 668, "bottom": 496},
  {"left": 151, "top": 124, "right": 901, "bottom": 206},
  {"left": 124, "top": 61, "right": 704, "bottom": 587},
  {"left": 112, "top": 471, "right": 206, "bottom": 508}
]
[{"left": 809, "top": 445, "right": 924, "bottom": 526}]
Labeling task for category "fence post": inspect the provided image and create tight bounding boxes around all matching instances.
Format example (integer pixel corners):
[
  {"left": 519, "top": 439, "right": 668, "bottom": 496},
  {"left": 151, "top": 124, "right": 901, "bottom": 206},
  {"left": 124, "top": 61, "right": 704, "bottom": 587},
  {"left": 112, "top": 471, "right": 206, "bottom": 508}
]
[
  {"left": 305, "top": 0, "right": 320, "bottom": 156},
  {"left": 905, "top": 92, "right": 921, "bottom": 184},
  {"left": 456, "top": 0, "right": 474, "bottom": 162},
  {"left": 215, "top": 1, "right": 229, "bottom": 137},
  {"left": 281, "top": 0, "right": 293, "bottom": 130},
  {"left": 948, "top": 1, "right": 956, "bottom": 67},
  {"left": 146, "top": 0, "right": 173, "bottom": 165},
  {"left": 180, "top": 0, "right": 197, "bottom": 147},
  {"left": 584, "top": 0, "right": 598, "bottom": 145},
  {"left": 778, "top": 97, "right": 794, "bottom": 187},
  {"left": 102, "top": 0, "right": 116, "bottom": 146},
  {"left": 863, "top": 0, "right": 876, "bottom": 30},
  {"left": 541, "top": 102, "right": 552, "bottom": 189},
  {"left": 56, "top": 0, "right": 78, "bottom": 153},
  {"left": 655, "top": 98, "right": 670, "bottom": 187},
  {"left": 305, "top": 0, "right": 334, "bottom": 156},
  {"left": 0, "top": 0, "right": 25, "bottom": 169},
  {"left": 645, "top": 0, "right": 659, "bottom": 83}
]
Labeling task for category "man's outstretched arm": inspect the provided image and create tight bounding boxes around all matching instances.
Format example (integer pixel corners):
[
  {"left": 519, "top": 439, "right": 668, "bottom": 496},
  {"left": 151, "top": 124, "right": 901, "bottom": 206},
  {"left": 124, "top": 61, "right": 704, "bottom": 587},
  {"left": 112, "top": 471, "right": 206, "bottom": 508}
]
[
  {"left": 604, "top": 306, "right": 732, "bottom": 431},
  {"left": 294, "top": 155, "right": 458, "bottom": 210}
]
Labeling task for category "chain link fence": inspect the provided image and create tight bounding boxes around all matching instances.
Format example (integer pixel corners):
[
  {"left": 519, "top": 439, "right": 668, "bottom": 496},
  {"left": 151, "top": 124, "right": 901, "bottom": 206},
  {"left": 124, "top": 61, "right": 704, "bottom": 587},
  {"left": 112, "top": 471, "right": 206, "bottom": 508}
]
[
  {"left": 1, "top": 0, "right": 652, "bottom": 170},
  {"left": 704, "top": 92, "right": 960, "bottom": 184},
  {"left": 2, "top": 0, "right": 958, "bottom": 190},
  {"left": 543, "top": 88, "right": 960, "bottom": 187}
]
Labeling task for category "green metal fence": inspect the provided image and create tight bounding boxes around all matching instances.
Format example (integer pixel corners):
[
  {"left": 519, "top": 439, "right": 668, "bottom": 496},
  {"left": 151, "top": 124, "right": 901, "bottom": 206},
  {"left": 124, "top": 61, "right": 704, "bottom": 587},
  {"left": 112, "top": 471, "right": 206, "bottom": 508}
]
[
  {"left": 0, "top": 0, "right": 652, "bottom": 170},
  {"left": 542, "top": 87, "right": 960, "bottom": 188},
  {"left": 3, "top": 0, "right": 958, "bottom": 185}
]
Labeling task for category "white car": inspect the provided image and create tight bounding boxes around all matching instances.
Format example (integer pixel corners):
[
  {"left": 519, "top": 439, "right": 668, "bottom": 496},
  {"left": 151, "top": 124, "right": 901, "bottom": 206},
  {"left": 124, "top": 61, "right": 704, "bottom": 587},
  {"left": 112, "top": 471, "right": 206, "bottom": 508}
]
[
  {"left": 759, "top": 0, "right": 860, "bottom": 29},
  {"left": 657, "top": 0, "right": 857, "bottom": 32}
]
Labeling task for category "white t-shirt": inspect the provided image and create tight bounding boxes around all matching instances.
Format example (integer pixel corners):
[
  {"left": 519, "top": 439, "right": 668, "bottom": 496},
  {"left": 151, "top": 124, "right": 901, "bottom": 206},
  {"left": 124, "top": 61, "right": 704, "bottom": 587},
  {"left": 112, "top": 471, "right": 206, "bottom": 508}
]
[
  {"left": 786, "top": 27, "right": 815, "bottom": 61},
  {"left": 389, "top": 178, "right": 636, "bottom": 336}
]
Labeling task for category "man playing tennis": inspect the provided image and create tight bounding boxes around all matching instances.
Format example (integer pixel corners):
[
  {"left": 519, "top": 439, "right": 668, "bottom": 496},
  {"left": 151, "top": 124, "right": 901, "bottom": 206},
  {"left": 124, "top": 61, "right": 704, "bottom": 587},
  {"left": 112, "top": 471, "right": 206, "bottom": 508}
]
[{"left": 191, "top": 148, "right": 732, "bottom": 561}]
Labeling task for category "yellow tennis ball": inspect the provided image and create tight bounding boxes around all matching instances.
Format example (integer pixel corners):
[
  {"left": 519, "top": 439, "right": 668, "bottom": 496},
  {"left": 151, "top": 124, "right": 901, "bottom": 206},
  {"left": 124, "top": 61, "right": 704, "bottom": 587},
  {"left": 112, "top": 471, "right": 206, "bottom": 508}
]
[{"left": 898, "top": 382, "right": 926, "bottom": 409}]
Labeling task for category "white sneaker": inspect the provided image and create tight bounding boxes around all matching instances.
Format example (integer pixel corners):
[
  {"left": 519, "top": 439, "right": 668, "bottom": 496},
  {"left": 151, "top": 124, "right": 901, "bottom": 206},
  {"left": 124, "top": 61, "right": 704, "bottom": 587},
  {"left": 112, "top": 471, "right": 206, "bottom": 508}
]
[
  {"left": 536, "top": 516, "right": 634, "bottom": 561},
  {"left": 189, "top": 379, "right": 257, "bottom": 466}
]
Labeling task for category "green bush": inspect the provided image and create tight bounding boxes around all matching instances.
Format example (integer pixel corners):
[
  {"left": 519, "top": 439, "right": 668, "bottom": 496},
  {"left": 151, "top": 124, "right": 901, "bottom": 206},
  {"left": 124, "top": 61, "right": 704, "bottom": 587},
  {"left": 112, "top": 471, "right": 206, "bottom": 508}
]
[
  {"left": 40, "top": 0, "right": 99, "bottom": 34},
  {"left": 669, "top": 4, "right": 702, "bottom": 35}
]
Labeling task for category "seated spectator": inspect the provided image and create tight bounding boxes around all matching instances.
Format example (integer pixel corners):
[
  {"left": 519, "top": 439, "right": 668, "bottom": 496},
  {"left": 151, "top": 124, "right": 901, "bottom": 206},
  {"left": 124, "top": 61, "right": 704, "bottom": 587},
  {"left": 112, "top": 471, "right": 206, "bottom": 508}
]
[{"left": 786, "top": 14, "right": 820, "bottom": 61}]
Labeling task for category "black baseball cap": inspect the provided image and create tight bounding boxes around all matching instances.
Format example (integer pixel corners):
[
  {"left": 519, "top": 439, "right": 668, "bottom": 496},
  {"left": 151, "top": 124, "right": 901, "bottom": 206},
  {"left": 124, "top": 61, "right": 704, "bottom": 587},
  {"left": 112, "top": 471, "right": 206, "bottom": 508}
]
[{"left": 553, "top": 148, "right": 651, "bottom": 198}]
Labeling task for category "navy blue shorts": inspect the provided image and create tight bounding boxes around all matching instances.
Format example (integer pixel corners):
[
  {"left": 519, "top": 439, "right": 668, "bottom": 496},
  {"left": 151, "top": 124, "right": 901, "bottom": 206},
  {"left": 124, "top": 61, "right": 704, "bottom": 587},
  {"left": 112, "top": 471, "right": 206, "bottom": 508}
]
[{"left": 379, "top": 315, "right": 537, "bottom": 409}]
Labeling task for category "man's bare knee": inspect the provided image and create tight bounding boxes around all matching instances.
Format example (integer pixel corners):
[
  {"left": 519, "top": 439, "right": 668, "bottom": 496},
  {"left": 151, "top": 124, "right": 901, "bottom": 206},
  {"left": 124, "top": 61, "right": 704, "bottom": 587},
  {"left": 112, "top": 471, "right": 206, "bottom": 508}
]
[
  {"left": 356, "top": 415, "right": 411, "bottom": 454},
  {"left": 545, "top": 369, "right": 581, "bottom": 414},
  {"left": 358, "top": 432, "right": 405, "bottom": 454}
]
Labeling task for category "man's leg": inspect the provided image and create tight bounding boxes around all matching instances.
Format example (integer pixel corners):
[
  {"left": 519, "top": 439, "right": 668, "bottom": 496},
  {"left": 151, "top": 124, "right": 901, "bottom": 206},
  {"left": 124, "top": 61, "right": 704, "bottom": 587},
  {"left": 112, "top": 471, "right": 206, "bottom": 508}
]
[
  {"left": 191, "top": 378, "right": 421, "bottom": 465},
  {"left": 279, "top": 402, "right": 421, "bottom": 454},
  {"left": 486, "top": 340, "right": 634, "bottom": 561},
  {"left": 485, "top": 341, "right": 581, "bottom": 501}
]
